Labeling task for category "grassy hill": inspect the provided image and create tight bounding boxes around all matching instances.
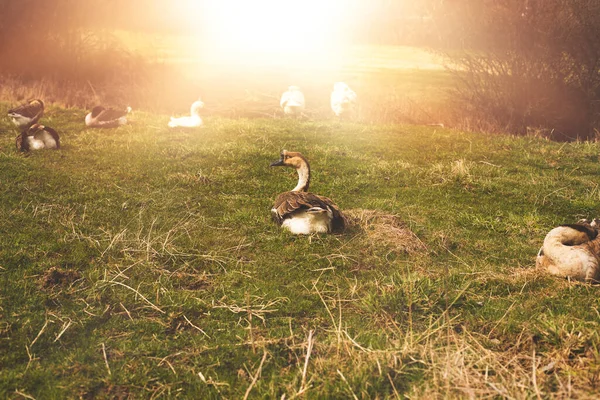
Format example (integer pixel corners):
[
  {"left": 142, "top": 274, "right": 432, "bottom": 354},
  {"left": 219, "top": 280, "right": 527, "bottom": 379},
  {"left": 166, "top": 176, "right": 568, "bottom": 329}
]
[{"left": 1, "top": 106, "right": 600, "bottom": 398}]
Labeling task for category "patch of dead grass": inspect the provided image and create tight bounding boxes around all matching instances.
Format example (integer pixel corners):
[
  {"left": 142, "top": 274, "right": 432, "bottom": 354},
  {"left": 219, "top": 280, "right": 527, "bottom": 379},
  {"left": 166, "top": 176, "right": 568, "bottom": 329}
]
[
  {"left": 170, "top": 271, "right": 213, "bottom": 291},
  {"left": 345, "top": 209, "right": 427, "bottom": 255}
]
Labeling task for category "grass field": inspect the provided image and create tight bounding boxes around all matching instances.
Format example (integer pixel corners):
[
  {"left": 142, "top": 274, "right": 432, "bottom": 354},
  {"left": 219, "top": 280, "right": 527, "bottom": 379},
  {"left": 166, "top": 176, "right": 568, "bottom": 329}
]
[{"left": 1, "top": 105, "right": 600, "bottom": 399}]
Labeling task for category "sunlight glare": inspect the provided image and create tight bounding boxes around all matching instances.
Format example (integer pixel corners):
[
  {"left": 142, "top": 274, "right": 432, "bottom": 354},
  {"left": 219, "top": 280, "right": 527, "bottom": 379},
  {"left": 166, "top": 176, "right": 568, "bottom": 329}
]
[{"left": 180, "top": 0, "right": 356, "bottom": 68}]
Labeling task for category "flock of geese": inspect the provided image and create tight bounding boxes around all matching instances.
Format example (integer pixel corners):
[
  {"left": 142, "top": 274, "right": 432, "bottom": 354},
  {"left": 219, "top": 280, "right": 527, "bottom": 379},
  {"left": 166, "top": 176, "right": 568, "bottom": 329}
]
[
  {"left": 5, "top": 82, "right": 354, "bottom": 235},
  {"left": 7, "top": 82, "right": 357, "bottom": 151},
  {"left": 6, "top": 82, "right": 600, "bottom": 283}
]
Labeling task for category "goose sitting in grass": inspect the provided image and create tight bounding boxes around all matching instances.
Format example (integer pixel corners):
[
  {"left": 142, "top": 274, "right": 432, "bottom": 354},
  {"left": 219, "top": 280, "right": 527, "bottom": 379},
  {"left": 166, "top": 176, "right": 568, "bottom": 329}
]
[
  {"left": 331, "top": 82, "right": 357, "bottom": 117},
  {"left": 270, "top": 150, "right": 345, "bottom": 234},
  {"left": 168, "top": 99, "right": 204, "bottom": 128},
  {"left": 8, "top": 99, "right": 44, "bottom": 130},
  {"left": 15, "top": 124, "right": 60, "bottom": 152},
  {"left": 536, "top": 219, "right": 600, "bottom": 283},
  {"left": 280, "top": 86, "right": 305, "bottom": 117},
  {"left": 85, "top": 105, "right": 131, "bottom": 128}
]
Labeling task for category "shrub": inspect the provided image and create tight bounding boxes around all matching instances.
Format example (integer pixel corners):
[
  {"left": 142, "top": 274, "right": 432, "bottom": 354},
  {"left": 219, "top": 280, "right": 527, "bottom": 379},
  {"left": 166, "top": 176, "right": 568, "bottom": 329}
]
[
  {"left": 0, "top": 0, "right": 150, "bottom": 106},
  {"left": 430, "top": 0, "right": 600, "bottom": 140}
]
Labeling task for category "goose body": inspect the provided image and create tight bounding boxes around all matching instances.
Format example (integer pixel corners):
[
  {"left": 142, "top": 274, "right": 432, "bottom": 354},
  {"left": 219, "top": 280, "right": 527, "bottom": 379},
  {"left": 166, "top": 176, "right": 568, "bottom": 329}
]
[
  {"left": 280, "top": 86, "right": 305, "bottom": 117},
  {"left": 16, "top": 124, "right": 60, "bottom": 152},
  {"left": 536, "top": 219, "right": 600, "bottom": 282},
  {"left": 8, "top": 99, "right": 44, "bottom": 130},
  {"left": 270, "top": 150, "right": 345, "bottom": 234},
  {"left": 331, "top": 82, "right": 357, "bottom": 117},
  {"left": 168, "top": 99, "right": 204, "bottom": 128},
  {"left": 85, "top": 106, "right": 131, "bottom": 128}
]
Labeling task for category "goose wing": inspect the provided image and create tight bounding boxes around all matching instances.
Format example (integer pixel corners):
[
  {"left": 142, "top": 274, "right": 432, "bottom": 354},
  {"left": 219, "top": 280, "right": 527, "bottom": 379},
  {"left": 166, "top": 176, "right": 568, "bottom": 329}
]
[
  {"left": 280, "top": 91, "right": 292, "bottom": 108},
  {"left": 345, "top": 88, "right": 357, "bottom": 103},
  {"left": 286, "top": 91, "right": 305, "bottom": 108},
  {"left": 96, "top": 107, "right": 128, "bottom": 122},
  {"left": 28, "top": 124, "right": 60, "bottom": 149},
  {"left": 8, "top": 100, "right": 44, "bottom": 124},
  {"left": 331, "top": 89, "right": 356, "bottom": 107},
  {"left": 39, "top": 125, "right": 60, "bottom": 149},
  {"left": 8, "top": 99, "right": 43, "bottom": 118},
  {"left": 272, "top": 191, "right": 346, "bottom": 231}
]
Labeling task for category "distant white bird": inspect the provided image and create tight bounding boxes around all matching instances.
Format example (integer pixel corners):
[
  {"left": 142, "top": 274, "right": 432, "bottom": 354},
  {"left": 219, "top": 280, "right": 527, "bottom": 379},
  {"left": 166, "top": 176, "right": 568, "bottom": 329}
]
[
  {"left": 280, "top": 86, "right": 305, "bottom": 117},
  {"left": 8, "top": 99, "right": 44, "bottom": 130},
  {"left": 168, "top": 99, "right": 204, "bottom": 128},
  {"left": 85, "top": 106, "right": 131, "bottom": 128},
  {"left": 331, "top": 82, "right": 357, "bottom": 117},
  {"left": 16, "top": 124, "right": 60, "bottom": 152}
]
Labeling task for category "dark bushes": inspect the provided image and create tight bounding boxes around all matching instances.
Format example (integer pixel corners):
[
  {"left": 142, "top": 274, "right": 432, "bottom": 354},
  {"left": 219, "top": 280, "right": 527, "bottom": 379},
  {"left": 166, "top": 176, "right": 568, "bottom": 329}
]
[
  {"left": 0, "top": 0, "right": 150, "bottom": 106},
  {"left": 431, "top": 0, "right": 600, "bottom": 140}
]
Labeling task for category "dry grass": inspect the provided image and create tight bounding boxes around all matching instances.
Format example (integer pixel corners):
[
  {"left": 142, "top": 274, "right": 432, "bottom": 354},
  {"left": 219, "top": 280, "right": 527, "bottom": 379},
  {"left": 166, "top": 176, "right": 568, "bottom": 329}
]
[
  {"left": 345, "top": 209, "right": 427, "bottom": 255},
  {"left": 284, "top": 278, "right": 600, "bottom": 399},
  {"left": 3, "top": 86, "right": 600, "bottom": 398}
]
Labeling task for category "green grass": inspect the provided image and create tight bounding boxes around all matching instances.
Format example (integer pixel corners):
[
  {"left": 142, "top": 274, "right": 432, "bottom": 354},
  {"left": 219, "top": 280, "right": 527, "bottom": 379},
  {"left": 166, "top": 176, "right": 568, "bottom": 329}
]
[{"left": 1, "top": 105, "right": 600, "bottom": 399}]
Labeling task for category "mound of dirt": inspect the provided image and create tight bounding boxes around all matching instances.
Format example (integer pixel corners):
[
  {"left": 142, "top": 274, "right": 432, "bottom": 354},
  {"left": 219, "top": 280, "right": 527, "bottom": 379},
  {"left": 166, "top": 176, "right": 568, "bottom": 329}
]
[
  {"left": 42, "top": 266, "right": 82, "bottom": 288},
  {"left": 344, "top": 209, "right": 427, "bottom": 254}
]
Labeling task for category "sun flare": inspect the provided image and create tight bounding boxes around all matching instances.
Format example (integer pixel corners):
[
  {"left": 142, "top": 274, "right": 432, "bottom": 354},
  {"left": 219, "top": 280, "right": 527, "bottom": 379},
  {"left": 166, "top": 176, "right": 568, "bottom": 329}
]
[{"left": 177, "top": 0, "right": 357, "bottom": 67}]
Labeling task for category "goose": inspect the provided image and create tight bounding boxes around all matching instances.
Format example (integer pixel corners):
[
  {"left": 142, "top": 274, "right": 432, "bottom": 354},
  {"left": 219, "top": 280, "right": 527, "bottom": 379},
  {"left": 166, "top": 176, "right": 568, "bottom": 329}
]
[
  {"left": 536, "top": 219, "right": 600, "bottom": 282},
  {"left": 330, "top": 82, "right": 357, "bottom": 117},
  {"left": 85, "top": 105, "right": 131, "bottom": 128},
  {"left": 280, "top": 86, "right": 305, "bottom": 117},
  {"left": 270, "top": 150, "right": 345, "bottom": 234},
  {"left": 8, "top": 99, "right": 44, "bottom": 130},
  {"left": 16, "top": 124, "right": 60, "bottom": 152},
  {"left": 168, "top": 99, "right": 204, "bottom": 128}
]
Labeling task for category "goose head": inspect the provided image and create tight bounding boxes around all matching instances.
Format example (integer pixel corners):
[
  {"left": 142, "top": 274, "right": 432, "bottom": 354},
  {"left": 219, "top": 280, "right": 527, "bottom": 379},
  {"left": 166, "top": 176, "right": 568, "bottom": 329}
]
[
  {"left": 270, "top": 150, "right": 308, "bottom": 168},
  {"left": 270, "top": 150, "right": 311, "bottom": 192}
]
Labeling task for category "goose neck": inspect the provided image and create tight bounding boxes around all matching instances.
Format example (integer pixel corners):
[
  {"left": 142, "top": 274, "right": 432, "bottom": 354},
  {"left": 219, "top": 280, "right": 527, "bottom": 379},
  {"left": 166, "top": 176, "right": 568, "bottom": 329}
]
[{"left": 292, "top": 162, "right": 310, "bottom": 192}]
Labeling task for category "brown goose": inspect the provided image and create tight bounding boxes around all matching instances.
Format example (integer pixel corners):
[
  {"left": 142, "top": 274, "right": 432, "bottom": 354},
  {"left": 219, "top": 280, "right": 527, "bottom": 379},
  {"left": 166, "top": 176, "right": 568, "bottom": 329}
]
[
  {"left": 270, "top": 150, "right": 345, "bottom": 234},
  {"left": 8, "top": 99, "right": 44, "bottom": 130},
  {"left": 15, "top": 124, "right": 60, "bottom": 152},
  {"left": 85, "top": 105, "right": 131, "bottom": 128},
  {"left": 536, "top": 219, "right": 600, "bottom": 282}
]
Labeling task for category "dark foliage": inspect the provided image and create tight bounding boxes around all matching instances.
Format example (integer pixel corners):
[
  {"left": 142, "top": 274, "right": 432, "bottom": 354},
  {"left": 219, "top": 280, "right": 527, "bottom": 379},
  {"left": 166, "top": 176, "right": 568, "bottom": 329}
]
[
  {"left": 430, "top": 0, "right": 600, "bottom": 140},
  {"left": 0, "top": 0, "right": 147, "bottom": 83}
]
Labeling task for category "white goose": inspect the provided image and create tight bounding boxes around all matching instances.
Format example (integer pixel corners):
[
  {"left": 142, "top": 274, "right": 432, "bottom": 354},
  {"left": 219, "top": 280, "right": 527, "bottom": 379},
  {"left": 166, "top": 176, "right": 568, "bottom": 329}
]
[
  {"left": 536, "top": 219, "right": 600, "bottom": 282},
  {"left": 16, "top": 124, "right": 60, "bottom": 152},
  {"left": 8, "top": 99, "right": 44, "bottom": 130},
  {"left": 280, "top": 86, "right": 305, "bottom": 117},
  {"left": 85, "top": 105, "right": 131, "bottom": 128},
  {"left": 168, "top": 99, "right": 204, "bottom": 128},
  {"left": 331, "top": 82, "right": 357, "bottom": 117},
  {"left": 270, "top": 150, "right": 345, "bottom": 234}
]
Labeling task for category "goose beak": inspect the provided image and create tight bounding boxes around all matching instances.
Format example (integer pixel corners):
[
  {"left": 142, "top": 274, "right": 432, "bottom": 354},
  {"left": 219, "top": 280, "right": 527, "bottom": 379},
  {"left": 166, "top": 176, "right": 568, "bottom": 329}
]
[{"left": 270, "top": 158, "right": 285, "bottom": 167}]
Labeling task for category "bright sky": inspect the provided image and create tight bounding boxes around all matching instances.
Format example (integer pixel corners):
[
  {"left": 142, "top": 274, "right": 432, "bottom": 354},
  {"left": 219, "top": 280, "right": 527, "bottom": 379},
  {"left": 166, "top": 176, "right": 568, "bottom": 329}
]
[{"left": 174, "top": 0, "right": 361, "bottom": 68}]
